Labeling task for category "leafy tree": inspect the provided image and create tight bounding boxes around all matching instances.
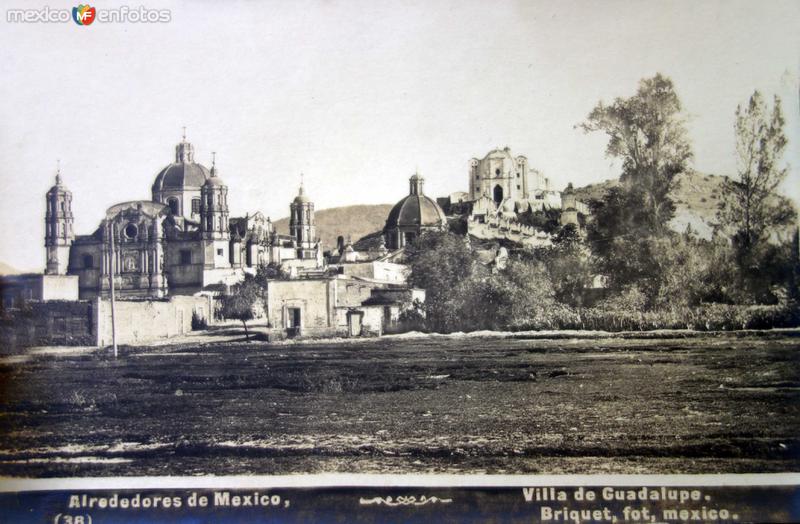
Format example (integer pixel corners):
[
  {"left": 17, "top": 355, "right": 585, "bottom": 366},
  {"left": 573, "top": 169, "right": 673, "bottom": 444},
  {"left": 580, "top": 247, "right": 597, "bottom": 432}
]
[
  {"left": 584, "top": 187, "right": 663, "bottom": 299},
  {"left": 579, "top": 74, "right": 694, "bottom": 304},
  {"left": 518, "top": 207, "right": 562, "bottom": 234},
  {"left": 480, "top": 257, "right": 564, "bottom": 329},
  {"left": 538, "top": 226, "right": 594, "bottom": 307},
  {"left": 580, "top": 73, "right": 693, "bottom": 234},
  {"left": 219, "top": 274, "right": 264, "bottom": 340},
  {"left": 406, "top": 232, "right": 574, "bottom": 331},
  {"left": 650, "top": 235, "right": 726, "bottom": 308},
  {"left": 405, "top": 231, "right": 487, "bottom": 332},
  {"left": 255, "top": 262, "right": 288, "bottom": 281},
  {"left": 717, "top": 90, "right": 797, "bottom": 297}
]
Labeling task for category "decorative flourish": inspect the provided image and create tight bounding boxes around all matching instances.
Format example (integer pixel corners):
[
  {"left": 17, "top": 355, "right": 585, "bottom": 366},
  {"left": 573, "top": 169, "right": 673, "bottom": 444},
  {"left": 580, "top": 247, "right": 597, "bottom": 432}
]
[{"left": 359, "top": 495, "right": 453, "bottom": 507}]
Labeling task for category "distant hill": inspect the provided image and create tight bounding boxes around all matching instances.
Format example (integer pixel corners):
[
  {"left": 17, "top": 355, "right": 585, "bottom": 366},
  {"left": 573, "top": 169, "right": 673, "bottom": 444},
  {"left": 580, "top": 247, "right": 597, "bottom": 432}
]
[
  {"left": 574, "top": 170, "right": 729, "bottom": 238},
  {"left": 274, "top": 204, "right": 394, "bottom": 251},
  {"left": 0, "top": 261, "right": 23, "bottom": 275}
]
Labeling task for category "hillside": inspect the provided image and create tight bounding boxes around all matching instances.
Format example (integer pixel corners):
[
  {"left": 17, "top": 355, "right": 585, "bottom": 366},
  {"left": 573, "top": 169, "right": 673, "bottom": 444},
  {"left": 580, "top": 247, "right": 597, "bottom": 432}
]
[
  {"left": 274, "top": 204, "right": 394, "bottom": 251},
  {"left": 574, "top": 170, "right": 729, "bottom": 238},
  {"left": 271, "top": 172, "right": 765, "bottom": 248},
  {"left": 0, "top": 261, "right": 23, "bottom": 275}
]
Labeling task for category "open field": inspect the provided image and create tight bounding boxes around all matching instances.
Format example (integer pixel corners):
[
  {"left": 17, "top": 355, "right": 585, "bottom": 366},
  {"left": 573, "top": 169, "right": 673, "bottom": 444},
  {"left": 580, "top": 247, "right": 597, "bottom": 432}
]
[{"left": 0, "top": 331, "right": 798, "bottom": 477}]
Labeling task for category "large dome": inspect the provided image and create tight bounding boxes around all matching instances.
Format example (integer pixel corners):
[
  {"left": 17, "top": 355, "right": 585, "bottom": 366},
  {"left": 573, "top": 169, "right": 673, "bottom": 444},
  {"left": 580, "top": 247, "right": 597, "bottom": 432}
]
[
  {"left": 152, "top": 162, "right": 210, "bottom": 191},
  {"left": 385, "top": 175, "right": 447, "bottom": 229},
  {"left": 152, "top": 138, "right": 211, "bottom": 192},
  {"left": 385, "top": 194, "right": 447, "bottom": 228}
]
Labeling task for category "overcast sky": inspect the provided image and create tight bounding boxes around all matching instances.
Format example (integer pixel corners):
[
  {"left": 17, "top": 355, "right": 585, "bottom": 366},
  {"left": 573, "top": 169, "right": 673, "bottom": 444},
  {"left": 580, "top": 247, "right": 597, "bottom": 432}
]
[{"left": 1, "top": 0, "right": 798, "bottom": 271}]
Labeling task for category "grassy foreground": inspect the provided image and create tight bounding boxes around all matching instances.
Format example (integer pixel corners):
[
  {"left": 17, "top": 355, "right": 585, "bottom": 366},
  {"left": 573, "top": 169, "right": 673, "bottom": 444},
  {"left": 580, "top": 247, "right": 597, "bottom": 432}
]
[{"left": 0, "top": 331, "right": 798, "bottom": 476}]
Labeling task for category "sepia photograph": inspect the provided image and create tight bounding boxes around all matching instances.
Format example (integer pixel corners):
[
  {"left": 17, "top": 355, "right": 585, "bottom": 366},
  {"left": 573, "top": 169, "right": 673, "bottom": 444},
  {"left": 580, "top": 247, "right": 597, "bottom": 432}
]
[{"left": 0, "top": 0, "right": 798, "bottom": 521}]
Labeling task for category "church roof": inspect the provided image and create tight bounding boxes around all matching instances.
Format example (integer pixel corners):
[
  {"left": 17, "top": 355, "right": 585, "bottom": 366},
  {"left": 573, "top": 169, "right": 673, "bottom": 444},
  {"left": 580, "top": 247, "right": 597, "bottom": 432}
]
[
  {"left": 153, "top": 162, "right": 210, "bottom": 192},
  {"left": 47, "top": 168, "right": 70, "bottom": 195},
  {"left": 385, "top": 179, "right": 447, "bottom": 230},
  {"left": 204, "top": 165, "right": 225, "bottom": 187},
  {"left": 203, "top": 154, "right": 225, "bottom": 187},
  {"left": 152, "top": 137, "right": 211, "bottom": 192},
  {"left": 483, "top": 147, "right": 515, "bottom": 162},
  {"left": 293, "top": 183, "right": 310, "bottom": 204}
]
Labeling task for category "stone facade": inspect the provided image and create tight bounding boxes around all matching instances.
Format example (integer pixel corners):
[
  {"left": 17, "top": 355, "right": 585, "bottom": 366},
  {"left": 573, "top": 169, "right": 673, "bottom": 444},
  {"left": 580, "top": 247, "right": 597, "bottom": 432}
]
[
  {"left": 469, "top": 147, "right": 547, "bottom": 206},
  {"left": 451, "top": 148, "right": 592, "bottom": 245}
]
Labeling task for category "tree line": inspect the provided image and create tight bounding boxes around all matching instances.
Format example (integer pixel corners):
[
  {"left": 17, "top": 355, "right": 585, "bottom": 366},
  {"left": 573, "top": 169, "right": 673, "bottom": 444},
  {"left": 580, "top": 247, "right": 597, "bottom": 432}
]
[{"left": 406, "top": 74, "right": 798, "bottom": 333}]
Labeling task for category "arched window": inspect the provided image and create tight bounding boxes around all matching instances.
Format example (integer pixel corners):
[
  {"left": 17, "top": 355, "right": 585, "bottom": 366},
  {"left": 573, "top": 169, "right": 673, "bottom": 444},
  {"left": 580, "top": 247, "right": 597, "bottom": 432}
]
[{"left": 167, "top": 197, "right": 179, "bottom": 215}]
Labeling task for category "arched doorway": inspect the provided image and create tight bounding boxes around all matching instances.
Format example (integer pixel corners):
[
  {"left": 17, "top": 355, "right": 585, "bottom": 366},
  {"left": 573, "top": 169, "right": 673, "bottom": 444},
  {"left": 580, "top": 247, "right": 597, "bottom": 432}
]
[{"left": 493, "top": 185, "right": 504, "bottom": 205}]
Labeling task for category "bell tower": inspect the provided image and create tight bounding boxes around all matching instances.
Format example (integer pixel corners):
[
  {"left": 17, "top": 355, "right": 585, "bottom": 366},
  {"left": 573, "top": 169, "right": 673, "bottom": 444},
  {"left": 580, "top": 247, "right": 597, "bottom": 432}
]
[
  {"left": 289, "top": 176, "right": 317, "bottom": 259},
  {"left": 44, "top": 162, "right": 74, "bottom": 275},
  {"left": 200, "top": 153, "right": 230, "bottom": 268},
  {"left": 200, "top": 153, "right": 229, "bottom": 240}
]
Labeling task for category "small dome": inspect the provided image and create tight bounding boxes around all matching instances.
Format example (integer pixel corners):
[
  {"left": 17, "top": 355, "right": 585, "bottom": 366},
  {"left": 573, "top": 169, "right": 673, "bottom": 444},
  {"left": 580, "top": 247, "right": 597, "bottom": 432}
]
[
  {"left": 293, "top": 183, "right": 310, "bottom": 204},
  {"left": 204, "top": 174, "right": 225, "bottom": 187},
  {"left": 47, "top": 170, "right": 70, "bottom": 195},
  {"left": 204, "top": 164, "right": 225, "bottom": 187}
]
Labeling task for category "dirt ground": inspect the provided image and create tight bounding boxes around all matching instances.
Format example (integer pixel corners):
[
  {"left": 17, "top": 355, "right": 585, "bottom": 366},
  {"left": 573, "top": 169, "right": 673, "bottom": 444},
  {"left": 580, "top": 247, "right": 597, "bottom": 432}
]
[{"left": 0, "top": 331, "right": 798, "bottom": 477}]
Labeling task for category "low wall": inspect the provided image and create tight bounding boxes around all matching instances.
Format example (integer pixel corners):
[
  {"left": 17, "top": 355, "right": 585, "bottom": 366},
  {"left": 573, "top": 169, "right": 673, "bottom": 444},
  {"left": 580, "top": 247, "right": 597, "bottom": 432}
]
[
  {"left": 0, "top": 300, "right": 95, "bottom": 350},
  {"left": 339, "top": 262, "right": 409, "bottom": 283},
  {"left": 96, "top": 295, "right": 213, "bottom": 346},
  {"left": 467, "top": 218, "right": 553, "bottom": 248},
  {"left": 1, "top": 274, "right": 79, "bottom": 307}
]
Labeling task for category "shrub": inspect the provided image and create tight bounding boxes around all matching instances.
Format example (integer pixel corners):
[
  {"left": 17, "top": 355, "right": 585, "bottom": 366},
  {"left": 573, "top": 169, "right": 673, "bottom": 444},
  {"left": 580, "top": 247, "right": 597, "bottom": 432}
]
[{"left": 191, "top": 311, "right": 208, "bottom": 330}]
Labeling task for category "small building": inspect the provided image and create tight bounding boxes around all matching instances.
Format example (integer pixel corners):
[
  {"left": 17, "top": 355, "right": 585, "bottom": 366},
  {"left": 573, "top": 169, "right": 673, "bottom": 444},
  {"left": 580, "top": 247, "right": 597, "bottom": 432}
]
[
  {"left": 262, "top": 276, "right": 423, "bottom": 339},
  {"left": 0, "top": 274, "right": 79, "bottom": 309}
]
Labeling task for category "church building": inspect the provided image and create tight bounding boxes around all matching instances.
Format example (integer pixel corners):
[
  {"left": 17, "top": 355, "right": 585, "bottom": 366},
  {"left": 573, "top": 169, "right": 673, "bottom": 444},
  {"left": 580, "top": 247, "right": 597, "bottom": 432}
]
[
  {"left": 44, "top": 134, "right": 323, "bottom": 299},
  {"left": 383, "top": 172, "right": 448, "bottom": 249},
  {"left": 468, "top": 147, "right": 562, "bottom": 217}
]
